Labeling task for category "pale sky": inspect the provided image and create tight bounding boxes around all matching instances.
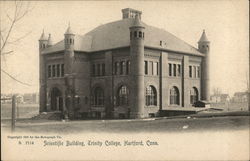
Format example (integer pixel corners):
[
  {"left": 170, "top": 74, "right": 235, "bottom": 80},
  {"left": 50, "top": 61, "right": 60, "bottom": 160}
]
[{"left": 1, "top": 1, "right": 249, "bottom": 96}]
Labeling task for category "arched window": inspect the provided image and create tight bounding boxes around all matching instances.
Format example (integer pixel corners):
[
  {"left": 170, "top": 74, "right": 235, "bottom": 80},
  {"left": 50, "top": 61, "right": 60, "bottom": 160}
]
[
  {"left": 170, "top": 86, "right": 179, "bottom": 105},
  {"left": 146, "top": 86, "right": 157, "bottom": 106},
  {"left": 92, "top": 87, "right": 104, "bottom": 106},
  {"left": 70, "top": 39, "right": 72, "bottom": 44},
  {"left": 117, "top": 86, "right": 129, "bottom": 106},
  {"left": 190, "top": 87, "right": 198, "bottom": 104},
  {"left": 134, "top": 31, "right": 137, "bottom": 38}
]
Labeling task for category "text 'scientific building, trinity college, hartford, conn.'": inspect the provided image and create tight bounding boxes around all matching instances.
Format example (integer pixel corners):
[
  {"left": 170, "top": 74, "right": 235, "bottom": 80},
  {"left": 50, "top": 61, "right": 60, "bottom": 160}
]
[{"left": 39, "top": 8, "right": 210, "bottom": 119}]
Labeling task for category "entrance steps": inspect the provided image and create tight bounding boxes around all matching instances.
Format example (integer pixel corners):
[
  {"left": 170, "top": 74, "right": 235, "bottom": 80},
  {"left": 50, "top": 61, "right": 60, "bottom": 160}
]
[{"left": 32, "top": 111, "right": 62, "bottom": 120}]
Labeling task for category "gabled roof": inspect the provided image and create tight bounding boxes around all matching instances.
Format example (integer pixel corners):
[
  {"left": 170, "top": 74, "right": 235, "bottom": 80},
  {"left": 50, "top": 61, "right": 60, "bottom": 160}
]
[{"left": 43, "top": 18, "right": 203, "bottom": 56}]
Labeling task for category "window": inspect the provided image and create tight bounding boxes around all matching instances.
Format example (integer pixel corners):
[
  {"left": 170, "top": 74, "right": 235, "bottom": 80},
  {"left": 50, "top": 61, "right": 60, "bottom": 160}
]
[
  {"left": 52, "top": 65, "right": 56, "bottom": 77},
  {"left": 139, "top": 31, "right": 142, "bottom": 38},
  {"left": 120, "top": 61, "right": 125, "bottom": 75},
  {"left": 130, "top": 32, "right": 132, "bottom": 40},
  {"left": 177, "top": 64, "right": 181, "bottom": 77},
  {"left": 114, "top": 62, "right": 119, "bottom": 75},
  {"left": 169, "top": 63, "right": 172, "bottom": 76},
  {"left": 92, "top": 64, "right": 95, "bottom": 76},
  {"left": 170, "top": 86, "right": 179, "bottom": 105},
  {"left": 48, "top": 65, "right": 51, "bottom": 78},
  {"left": 173, "top": 64, "right": 176, "bottom": 76},
  {"left": 126, "top": 61, "right": 130, "bottom": 75},
  {"left": 143, "top": 32, "right": 144, "bottom": 38},
  {"left": 97, "top": 64, "right": 101, "bottom": 76},
  {"left": 102, "top": 64, "right": 105, "bottom": 76},
  {"left": 134, "top": 31, "right": 137, "bottom": 38},
  {"left": 92, "top": 87, "right": 104, "bottom": 106},
  {"left": 146, "top": 86, "right": 157, "bottom": 106},
  {"left": 117, "top": 86, "right": 129, "bottom": 106},
  {"left": 144, "top": 61, "right": 148, "bottom": 75},
  {"left": 190, "top": 87, "right": 198, "bottom": 105},
  {"left": 193, "top": 66, "right": 197, "bottom": 78},
  {"left": 61, "top": 64, "right": 64, "bottom": 76},
  {"left": 189, "top": 66, "right": 192, "bottom": 78},
  {"left": 197, "top": 66, "right": 200, "bottom": 78},
  {"left": 150, "top": 61, "right": 153, "bottom": 75},
  {"left": 153, "top": 62, "right": 158, "bottom": 75},
  {"left": 56, "top": 64, "right": 60, "bottom": 77}
]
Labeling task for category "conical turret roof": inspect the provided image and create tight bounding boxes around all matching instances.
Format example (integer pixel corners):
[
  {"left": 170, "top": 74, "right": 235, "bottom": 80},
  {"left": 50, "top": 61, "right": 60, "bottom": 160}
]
[
  {"left": 199, "top": 30, "right": 209, "bottom": 42},
  {"left": 47, "top": 33, "right": 53, "bottom": 46},
  {"left": 39, "top": 30, "right": 47, "bottom": 41},
  {"left": 65, "top": 23, "right": 74, "bottom": 35}
]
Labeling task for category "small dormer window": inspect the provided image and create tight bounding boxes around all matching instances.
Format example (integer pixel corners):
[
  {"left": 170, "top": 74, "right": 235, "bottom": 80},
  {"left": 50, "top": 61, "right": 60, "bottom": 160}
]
[
  {"left": 70, "top": 39, "right": 72, "bottom": 44},
  {"left": 160, "top": 41, "right": 162, "bottom": 46}
]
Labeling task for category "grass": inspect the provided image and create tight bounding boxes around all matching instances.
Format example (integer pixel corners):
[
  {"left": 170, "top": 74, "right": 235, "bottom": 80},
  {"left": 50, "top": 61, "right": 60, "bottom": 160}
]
[{"left": 1, "top": 103, "right": 39, "bottom": 119}]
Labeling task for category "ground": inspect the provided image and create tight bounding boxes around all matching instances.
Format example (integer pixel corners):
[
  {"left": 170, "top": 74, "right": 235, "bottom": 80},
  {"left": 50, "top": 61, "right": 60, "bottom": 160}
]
[
  {"left": 1, "top": 103, "right": 249, "bottom": 133},
  {"left": 1, "top": 112, "right": 249, "bottom": 134}
]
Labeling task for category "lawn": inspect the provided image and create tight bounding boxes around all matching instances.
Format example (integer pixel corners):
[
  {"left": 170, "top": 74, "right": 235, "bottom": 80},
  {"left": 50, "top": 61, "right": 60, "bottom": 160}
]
[{"left": 1, "top": 103, "right": 39, "bottom": 119}]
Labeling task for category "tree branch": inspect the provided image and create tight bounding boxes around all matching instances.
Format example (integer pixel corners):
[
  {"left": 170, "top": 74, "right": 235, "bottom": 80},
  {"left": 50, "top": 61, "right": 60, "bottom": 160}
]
[{"left": 1, "top": 69, "right": 31, "bottom": 86}]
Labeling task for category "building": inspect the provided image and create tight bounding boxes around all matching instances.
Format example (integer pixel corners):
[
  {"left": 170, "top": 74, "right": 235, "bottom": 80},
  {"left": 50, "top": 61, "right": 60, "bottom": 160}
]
[
  {"left": 210, "top": 94, "right": 230, "bottom": 103},
  {"left": 39, "top": 8, "right": 210, "bottom": 119},
  {"left": 231, "top": 92, "right": 248, "bottom": 103}
]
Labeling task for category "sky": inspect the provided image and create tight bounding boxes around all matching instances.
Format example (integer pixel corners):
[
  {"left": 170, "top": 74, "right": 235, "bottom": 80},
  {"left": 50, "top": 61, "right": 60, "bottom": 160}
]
[{"left": 1, "top": 0, "right": 249, "bottom": 96}]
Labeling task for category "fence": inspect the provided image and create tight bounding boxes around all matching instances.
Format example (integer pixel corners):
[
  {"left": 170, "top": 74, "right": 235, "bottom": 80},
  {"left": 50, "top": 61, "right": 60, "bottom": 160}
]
[{"left": 1, "top": 95, "right": 17, "bottom": 132}]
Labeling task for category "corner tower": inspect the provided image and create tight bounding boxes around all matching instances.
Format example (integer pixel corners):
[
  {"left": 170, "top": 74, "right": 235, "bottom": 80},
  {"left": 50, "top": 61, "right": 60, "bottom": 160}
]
[
  {"left": 64, "top": 24, "right": 76, "bottom": 119},
  {"left": 38, "top": 30, "right": 48, "bottom": 112},
  {"left": 64, "top": 23, "right": 75, "bottom": 74},
  {"left": 198, "top": 30, "right": 210, "bottom": 101},
  {"left": 129, "top": 13, "right": 145, "bottom": 118}
]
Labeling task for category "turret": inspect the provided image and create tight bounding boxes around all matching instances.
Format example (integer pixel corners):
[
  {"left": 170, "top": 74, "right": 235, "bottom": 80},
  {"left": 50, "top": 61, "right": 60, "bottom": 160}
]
[
  {"left": 64, "top": 23, "right": 75, "bottom": 51},
  {"left": 47, "top": 33, "right": 53, "bottom": 47},
  {"left": 64, "top": 23, "right": 76, "bottom": 119},
  {"left": 38, "top": 29, "right": 47, "bottom": 112},
  {"left": 39, "top": 30, "right": 48, "bottom": 50},
  {"left": 129, "top": 12, "right": 145, "bottom": 118},
  {"left": 198, "top": 30, "right": 210, "bottom": 101}
]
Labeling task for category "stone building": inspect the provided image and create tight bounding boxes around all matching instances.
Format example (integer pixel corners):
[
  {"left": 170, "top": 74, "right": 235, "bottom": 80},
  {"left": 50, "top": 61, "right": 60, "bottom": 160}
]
[{"left": 39, "top": 8, "right": 210, "bottom": 119}]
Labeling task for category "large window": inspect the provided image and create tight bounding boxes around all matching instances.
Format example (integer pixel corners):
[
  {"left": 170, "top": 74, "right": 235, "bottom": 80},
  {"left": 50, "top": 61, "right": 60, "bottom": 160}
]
[
  {"left": 92, "top": 87, "right": 104, "bottom": 106},
  {"left": 114, "top": 62, "right": 119, "bottom": 75},
  {"left": 56, "top": 64, "right": 60, "bottom": 77},
  {"left": 48, "top": 65, "right": 51, "bottom": 78},
  {"left": 170, "top": 86, "right": 179, "bottom": 105},
  {"left": 144, "top": 61, "right": 148, "bottom": 75},
  {"left": 190, "top": 87, "right": 198, "bottom": 104},
  {"left": 61, "top": 64, "right": 64, "bottom": 76},
  {"left": 189, "top": 66, "right": 192, "bottom": 78},
  {"left": 169, "top": 63, "right": 172, "bottom": 76},
  {"left": 102, "top": 63, "right": 105, "bottom": 76},
  {"left": 117, "top": 86, "right": 129, "bottom": 106},
  {"left": 145, "top": 86, "right": 157, "bottom": 106},
  {"left": 126, "top": 61, "right": 130, "bottom": 75},
  {"left": 120, "top": 61, "right": 125, "bottom": 75},
  {"left": 92, "top": 64, "right": 95, "bottom": 76}
]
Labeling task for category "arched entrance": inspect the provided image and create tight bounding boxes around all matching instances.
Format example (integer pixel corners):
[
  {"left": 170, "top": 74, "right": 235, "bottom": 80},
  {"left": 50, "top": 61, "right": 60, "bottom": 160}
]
[{"left": 50, "top": 87, "right": 63, "bottom": 111}]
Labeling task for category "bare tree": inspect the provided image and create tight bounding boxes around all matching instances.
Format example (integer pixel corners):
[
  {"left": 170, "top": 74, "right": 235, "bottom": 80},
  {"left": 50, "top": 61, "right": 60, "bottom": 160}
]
[
  {"left": 212, "top": 87, "right": 221, "bottom": 96},
  {"left": 0, "top": 1, "right": 33, "bottom": 86}
]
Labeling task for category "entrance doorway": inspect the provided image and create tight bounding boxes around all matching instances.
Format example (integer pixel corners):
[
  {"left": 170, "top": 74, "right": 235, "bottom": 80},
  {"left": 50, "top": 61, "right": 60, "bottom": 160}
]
[{"left": 51, "top": 87, "right": 63, "bottom": 111}]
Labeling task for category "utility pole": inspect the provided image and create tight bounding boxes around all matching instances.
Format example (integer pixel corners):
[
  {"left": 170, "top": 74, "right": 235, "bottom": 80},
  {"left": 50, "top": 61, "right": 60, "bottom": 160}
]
[{"left": 11, "top": 95, "right": 16, "bottom": 132}]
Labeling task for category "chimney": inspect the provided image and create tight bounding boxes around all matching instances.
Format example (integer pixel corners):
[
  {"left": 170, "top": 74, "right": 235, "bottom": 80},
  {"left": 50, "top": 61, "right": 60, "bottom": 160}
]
[{"left": 122, "top": 8, "right": 142, "bottom": 20}]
